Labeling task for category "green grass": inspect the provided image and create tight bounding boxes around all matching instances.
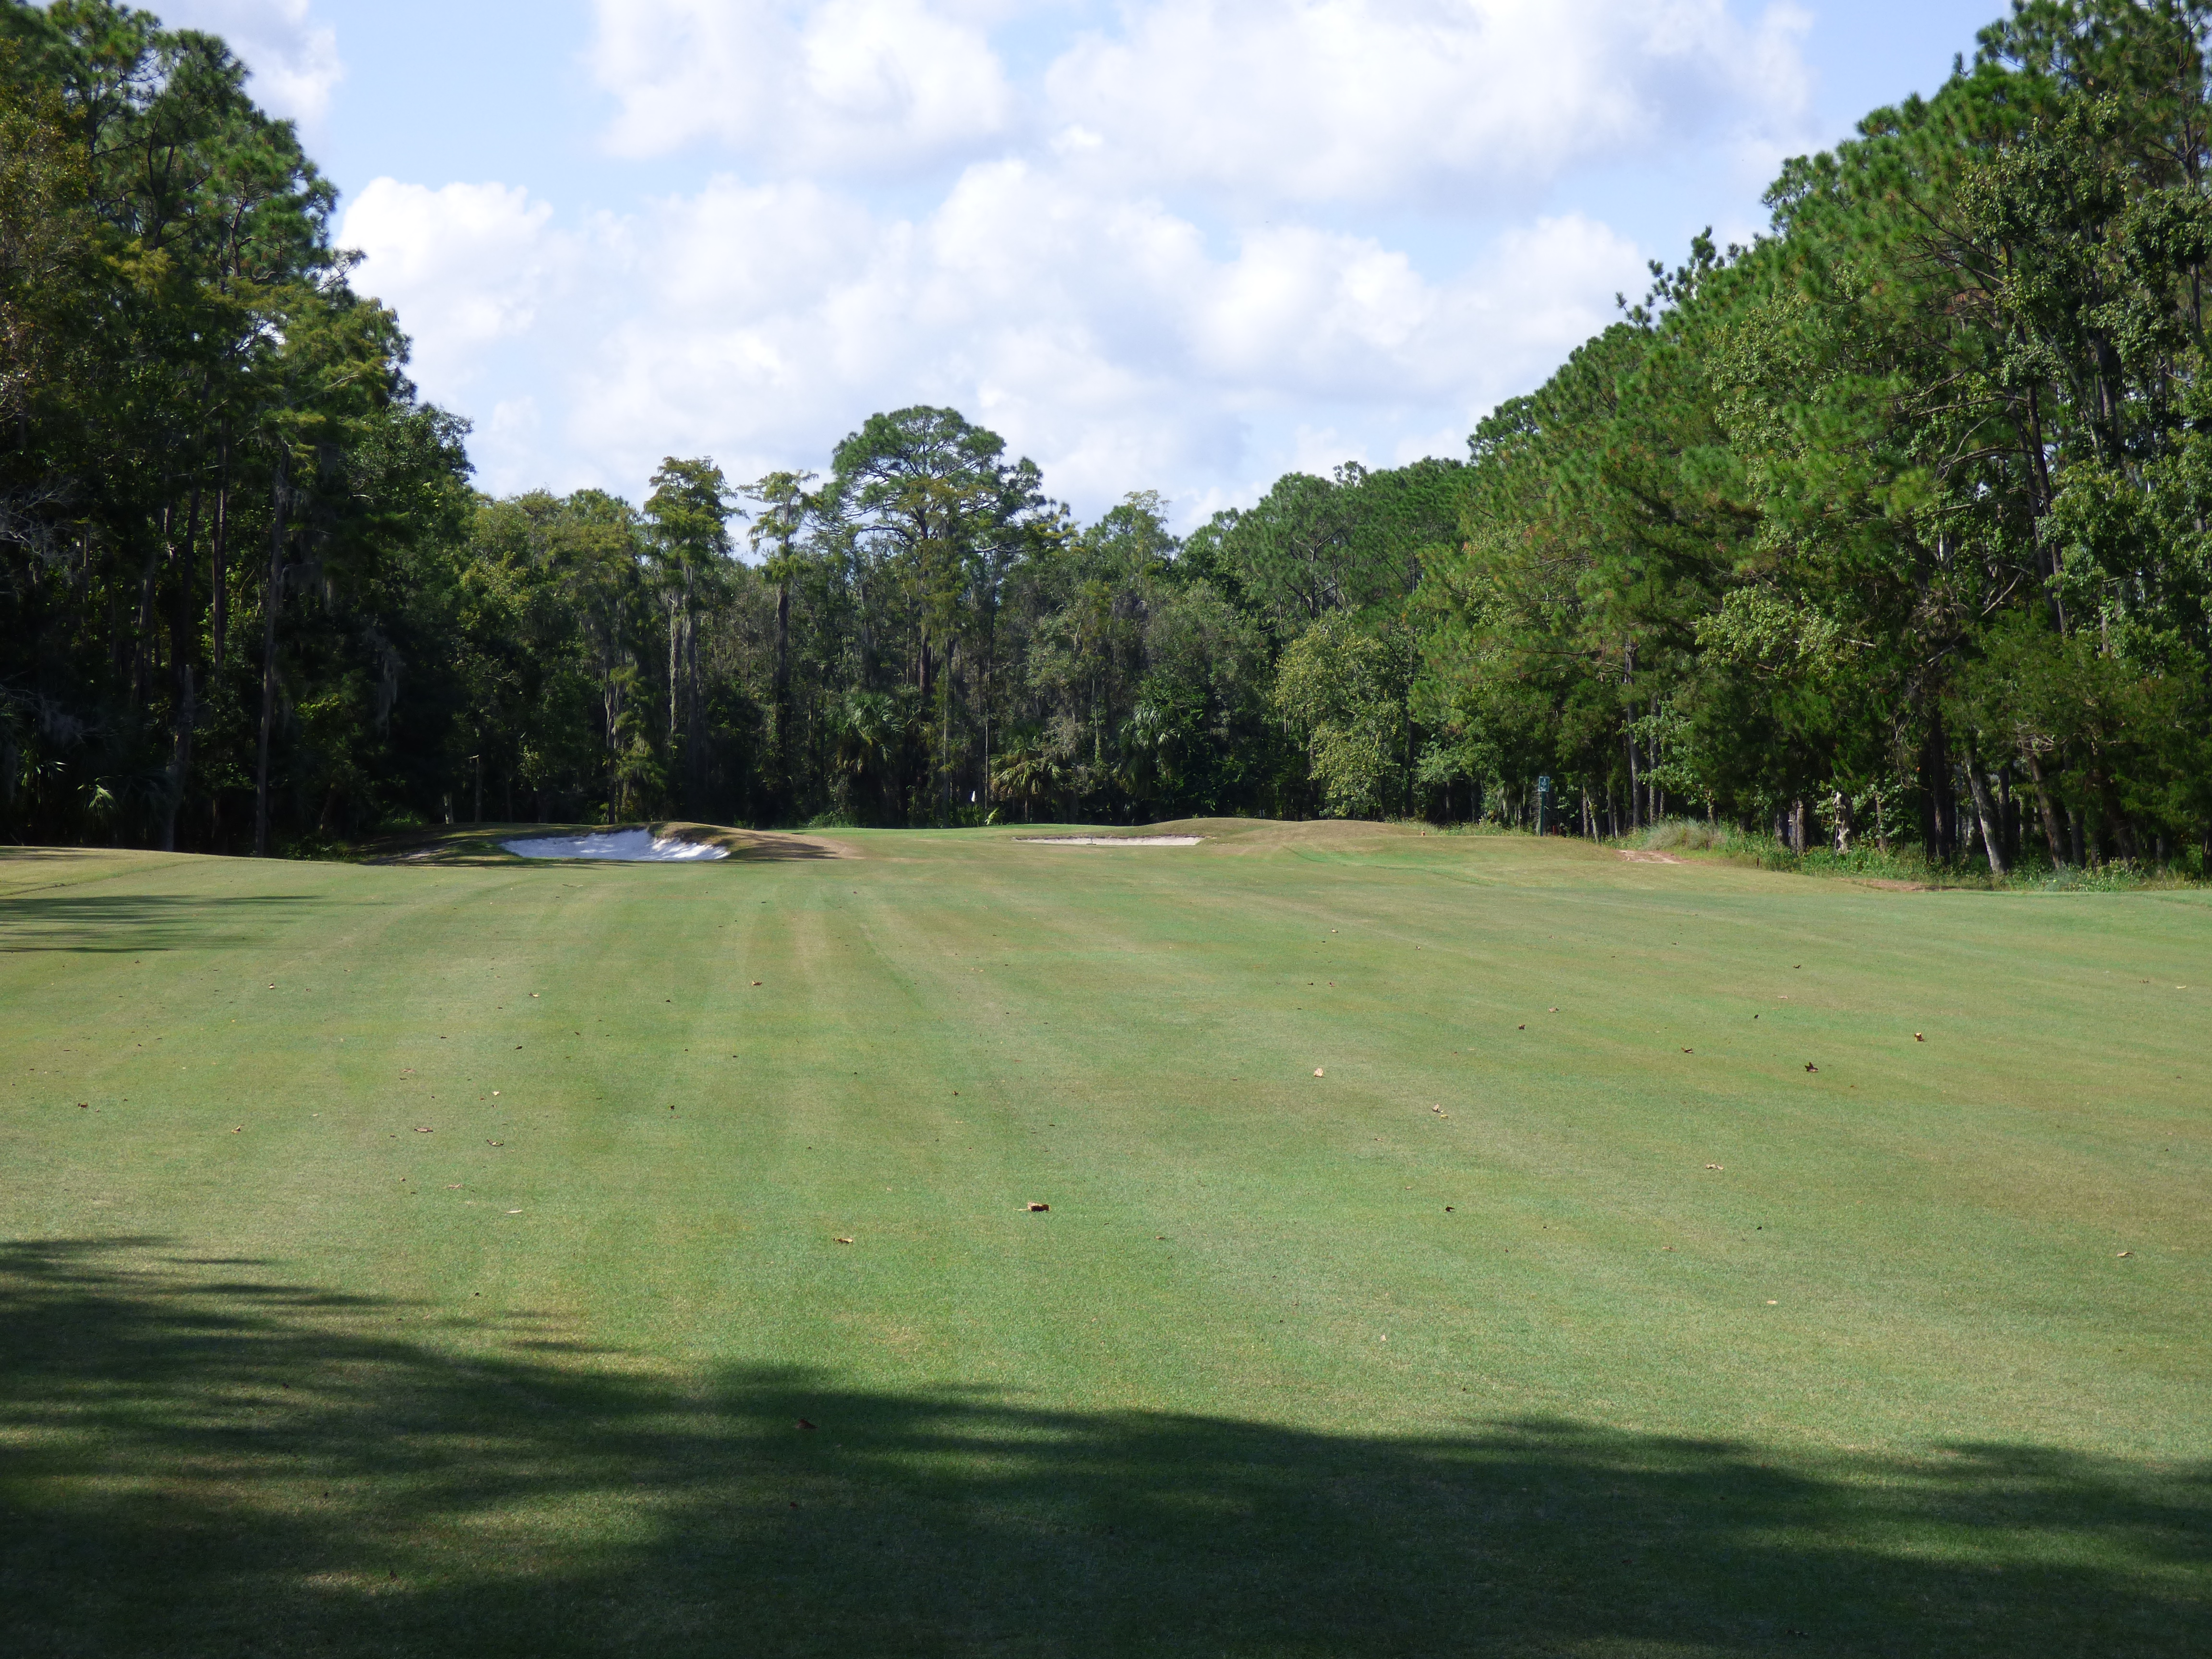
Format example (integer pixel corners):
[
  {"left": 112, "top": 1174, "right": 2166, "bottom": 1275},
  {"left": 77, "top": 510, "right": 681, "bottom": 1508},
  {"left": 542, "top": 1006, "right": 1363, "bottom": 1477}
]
[
  {"left": 2, "top": 820, "right": 2208, "bottom": 1657},
  {"left": 1632, "top": 815, "right": 2209, "bottom": 889}
]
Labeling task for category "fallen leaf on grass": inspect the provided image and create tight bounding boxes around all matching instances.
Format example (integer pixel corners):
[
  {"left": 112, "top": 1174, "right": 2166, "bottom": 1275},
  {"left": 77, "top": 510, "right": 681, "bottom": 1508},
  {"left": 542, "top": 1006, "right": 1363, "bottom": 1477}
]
[
  {"left": 1705, "top": 1164, "right": 1724, "bottom": 1171},
  {"left": 415, "top": 1126, "right": 434, "bottom": 1133},
  {"left": 2117, "top": 1250, "right": 2133, "bottom": 1258},
  {"left": 1548, "top": 1007, "right": 1558, "bottom": 1013},
  {"left": 445, "top": 1184, "right": 462, "bottom": 1190},
  {"left": 506, "top": 1209, "right": 521, "bottom": 1215},
  {"left": 1516, "top": 1024, "right": 1526, "bottom": 1030},
  {"left": 835, "top": 1237, "right": 854, "bottom": 1245},
  {"left": 1027, "top": 1202, "right": 1050, "bottom": 1212},
  {"left": 486, "top": 1140, "right": 504, "bottom": 1146},
  {"left": 1313, "top": 1068, "right": 1325, "bottom": 1077},
  {"left": 1914, "top": 1034, "right": 1924, "bottom": 1042},
  {"left": 230, "top": 1126, "right": 242, "bottom": 1133},
  {"left": 1682, "top": 1047, "right": 1693, "bottom": 1054},
  {"left": 796, "top": 1419, "right": 817, "bottom": 1431},
  {"left": 1804, "top": 1063, "right": 1818, "bottom": 1073}
]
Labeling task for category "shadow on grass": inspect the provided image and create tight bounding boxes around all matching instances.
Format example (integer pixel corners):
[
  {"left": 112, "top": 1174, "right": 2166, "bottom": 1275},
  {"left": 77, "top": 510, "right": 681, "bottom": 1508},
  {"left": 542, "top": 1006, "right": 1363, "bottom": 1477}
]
[
  {"left": 1, "top": 1239, "right": 2204, "bottom": 1658},
  {"left": 0, "top": 893, "right": 322, "bottom": 954}
]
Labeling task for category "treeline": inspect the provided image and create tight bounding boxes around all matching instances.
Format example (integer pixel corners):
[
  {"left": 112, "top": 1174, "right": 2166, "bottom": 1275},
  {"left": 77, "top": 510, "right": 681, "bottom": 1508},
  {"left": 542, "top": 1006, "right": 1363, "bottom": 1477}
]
[
  {"left": 1421, "top": 1, "right": 2212, "bottom": 873},
  {"left": 4, "top": 0, "right": 2211, "bottom": 872},
  {"left": 0, "top": 0, "right": 467, "bottom": 853},
  {"left": 450, "top": 438, "right": 1464, "bottom": 834}
]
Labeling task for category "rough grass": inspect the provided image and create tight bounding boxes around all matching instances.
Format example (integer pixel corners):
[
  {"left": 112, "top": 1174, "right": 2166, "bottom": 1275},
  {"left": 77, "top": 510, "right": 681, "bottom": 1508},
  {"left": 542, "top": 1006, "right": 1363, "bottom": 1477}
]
[
  {"left": 3, "top": 824, "right": 2208, "bottom": 1657},
  {"left": 1634, "top": 817, "right": 2207, "bottom": 890}
]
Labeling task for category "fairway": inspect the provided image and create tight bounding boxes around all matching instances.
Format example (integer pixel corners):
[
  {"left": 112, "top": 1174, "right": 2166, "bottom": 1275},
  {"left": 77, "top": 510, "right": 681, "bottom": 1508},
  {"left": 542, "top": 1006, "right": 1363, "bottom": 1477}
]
[{"left": 3, "top": 823, "right": 2208, "bottom": 1657}]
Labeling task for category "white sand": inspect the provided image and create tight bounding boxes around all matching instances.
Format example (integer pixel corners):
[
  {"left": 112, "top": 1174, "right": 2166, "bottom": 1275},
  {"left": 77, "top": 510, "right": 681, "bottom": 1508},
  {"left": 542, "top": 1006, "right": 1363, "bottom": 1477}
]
[
  {"left": 1014, "top": 836, "right": 1202, "bottom": 846},
  {"left": 502, "top": 830, "right": 728, "bottom": 862}
]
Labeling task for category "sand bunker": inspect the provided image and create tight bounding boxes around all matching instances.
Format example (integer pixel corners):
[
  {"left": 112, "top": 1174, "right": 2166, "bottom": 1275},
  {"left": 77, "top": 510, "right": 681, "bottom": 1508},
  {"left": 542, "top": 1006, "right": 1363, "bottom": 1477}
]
[
  {"left": 503, "top": 830, "right": 728, "bottom": 862},
  {"left": 1014, "top": 836, "right": 1203, "bottom": 846}
]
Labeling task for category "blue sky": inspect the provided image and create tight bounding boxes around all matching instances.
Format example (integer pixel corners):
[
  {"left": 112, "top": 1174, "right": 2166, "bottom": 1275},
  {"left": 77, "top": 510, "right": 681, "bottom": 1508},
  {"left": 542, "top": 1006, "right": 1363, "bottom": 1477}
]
[{"left": 159, "top": 0, "right": 2007, "bottom": 526}]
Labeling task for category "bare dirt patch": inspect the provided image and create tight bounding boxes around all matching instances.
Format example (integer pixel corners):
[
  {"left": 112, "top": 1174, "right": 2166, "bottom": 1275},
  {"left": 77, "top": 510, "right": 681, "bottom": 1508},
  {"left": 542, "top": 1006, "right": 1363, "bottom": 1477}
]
[{"left": 1618, "top": 850, "right": 1684, "bottom": 865}]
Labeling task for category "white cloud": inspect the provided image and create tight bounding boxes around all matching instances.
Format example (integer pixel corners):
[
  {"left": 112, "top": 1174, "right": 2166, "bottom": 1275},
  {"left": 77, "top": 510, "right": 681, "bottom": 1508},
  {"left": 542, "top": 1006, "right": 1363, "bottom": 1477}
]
[
  {"left": 1046, "top": 0, "right": 1815, "bottom": 208},
  {"left": 351, "top": 148, "right": 1644, "bottom": 510},
  {"left": 324, "top": 1, "right": 1815, "bottom": 517},
  {"left": 588, "top": 0, "right": 1016, "bottom": 170},
  {"left": 156, "top": 0, "right": 344, "bottom": 126},
  {"left": 339, "top": 180, "right": 563, "bottom": 389}
]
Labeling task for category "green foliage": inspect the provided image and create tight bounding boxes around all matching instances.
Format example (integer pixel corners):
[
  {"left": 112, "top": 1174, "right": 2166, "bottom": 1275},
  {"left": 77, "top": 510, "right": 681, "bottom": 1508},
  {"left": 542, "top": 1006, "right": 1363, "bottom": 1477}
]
[
  {"left": 1411, "top": 1, "right": 2212, "bottom": 869},
  {"left": 1272, "top": 613, "right": 1413, "bottom": 818},
  {"left": 6, "top": 0, "right": 2211, "bottom": 865}
]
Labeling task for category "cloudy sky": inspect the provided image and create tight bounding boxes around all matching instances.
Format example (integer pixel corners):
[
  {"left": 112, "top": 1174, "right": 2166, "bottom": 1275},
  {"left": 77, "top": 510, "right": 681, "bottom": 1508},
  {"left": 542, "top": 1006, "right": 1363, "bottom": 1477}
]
[{"left": 156, "top": 0, "right": 2000, "bottom": 526}]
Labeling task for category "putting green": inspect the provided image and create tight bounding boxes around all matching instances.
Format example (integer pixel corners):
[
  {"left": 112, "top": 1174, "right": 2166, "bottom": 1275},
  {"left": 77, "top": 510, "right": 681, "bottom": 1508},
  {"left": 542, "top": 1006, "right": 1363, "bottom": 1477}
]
[{"left": 3, "top": 823, "right": 2207, "bottom": 1656}]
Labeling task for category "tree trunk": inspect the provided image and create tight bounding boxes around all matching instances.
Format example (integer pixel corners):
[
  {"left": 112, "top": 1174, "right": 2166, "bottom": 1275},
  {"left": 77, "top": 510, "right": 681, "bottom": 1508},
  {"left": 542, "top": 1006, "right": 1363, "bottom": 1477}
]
[
  {"left": 1647, "top": 697, "right": 1660, "bottom": 822},
  {"left": 773, "top": 577, "right": 791, "bottom": 815},
  {"left": 667, "top": 597, "right": 683, "bottom": 810},
  {"left": 253, "top": 456, "right": 287, "bottom": 858},
  {"left": 209, "top": 460, "right": 229, "bottom": 683},
  {"left": 685, "top": 601, "right": 701, "bottom": 809},
  {"left": 1830, "top": 789, "right": 1852, "bottom": 855},
  {"left": 160, "top": 483, "right": 203, "bottom": 853},
  {"left": 1964, "top": 741, "right": 2008, "bottom": 875},
  {"left": 1921, "top": 708, "right": 1951, "bottom": 861},
  {"left": 2025, "top": 751, "right": 2066, "bottom": 866},
  {"left": 605, "top": 657, "right": 623, "bottom": 827},
  {"left": 162, "top": 667, "right": 195, "bottom": 853},
  {"left": 1998, "top": 763, "right": 2018, "bottom": 868},
  {"left": 1622, "top": 641, "right": 1638, "bottom": 829}
]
